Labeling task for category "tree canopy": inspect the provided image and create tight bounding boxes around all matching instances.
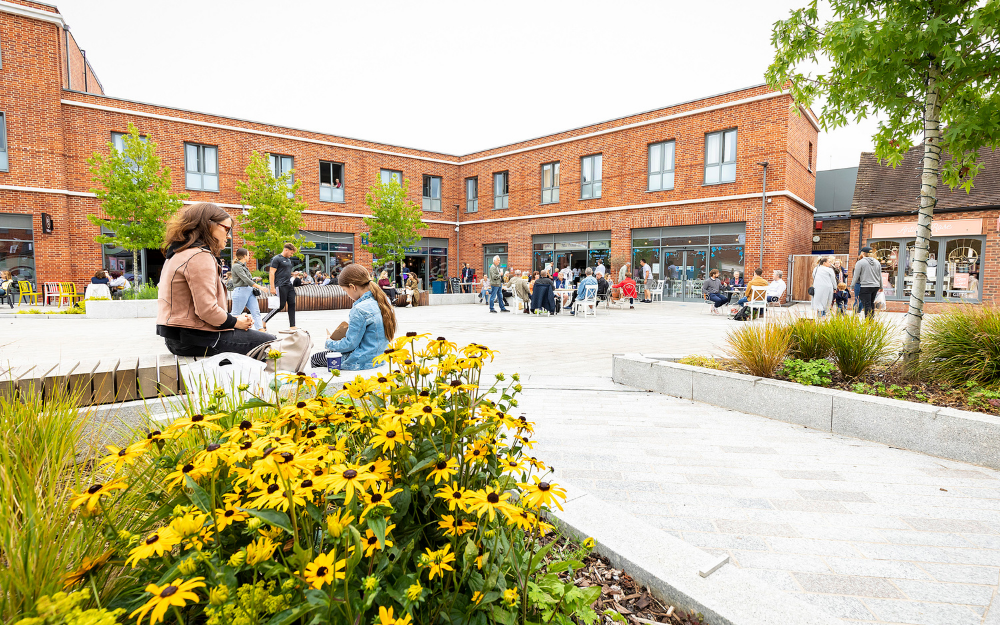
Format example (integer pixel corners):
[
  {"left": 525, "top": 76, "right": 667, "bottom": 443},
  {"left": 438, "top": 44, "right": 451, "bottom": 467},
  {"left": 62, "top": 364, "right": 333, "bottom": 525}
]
[
  {"left": 236, "top": 151, "right": 313, "bottom": 261},
  {"left": 362, "top": 176, "right": 428, "bottom": 271}
]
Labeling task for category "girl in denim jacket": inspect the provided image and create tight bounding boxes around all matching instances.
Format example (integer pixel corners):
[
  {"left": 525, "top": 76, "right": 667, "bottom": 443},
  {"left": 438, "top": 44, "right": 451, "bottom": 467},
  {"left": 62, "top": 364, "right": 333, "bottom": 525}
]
[{"left": 320, "top": 264, "right": 397, "bottom": 370}]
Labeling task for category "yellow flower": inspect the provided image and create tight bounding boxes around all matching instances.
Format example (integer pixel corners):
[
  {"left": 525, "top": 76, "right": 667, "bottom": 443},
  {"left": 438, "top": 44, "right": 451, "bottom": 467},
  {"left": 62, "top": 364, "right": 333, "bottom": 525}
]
[
  {"left": 125, "top": 529, "right": 181, "bottom": 567},
  {"left": 245, "top": 537, "right": 277, "bottom": 566},
  {"left": 426, "top": 457, "right": 458, "bottom": 484},
  {"left": 214, "top": 505, "right": 249, "bottom": 531},
  {"left": 303, "top": 551, "right": 346, "bottom": 589},
  {"left": 376, "top": 605, "right": 413, "bottom": 625},
  {"left": 164, "top": 461, "right": 210, "bottom": 491},
  {"left": 275, "top": 400, "right": 314, "bottom": 426},
  {"left": 468, "top": 486, "right": 514, "bottom": 522},
  {"left": 170, "top": 513, "right": 209, "bottom": 540},
  {"left": 62, "top": 549, "right": 113, "bottom": 588},
  {"left": 325, "top": 508, "right": 355, "bottom": 538},
  {"left": 502, "top": 588, "right": 519, "bottom": 607},
  {"left": 208, "top": 585, "right": 229, "bottom": 606},
  {"left": 518, "top": 476, "right": 567, "bottom": 511},
  {"left": 70, "top": 480, "right": 126, "bottom": 513},
  {"left": 471, "top": 591, "right": 484, "bottom": 604},
  {"left": 362, "top": 575, "right": 379, "bottom": 591},
  {"left": 324, "top": 463, "right": 371, "bottom": 505},
  {"left": 409, "top": 401, "right": 444, "bottom": 426},
  {"left": 369, "top": 422, "right": 412, "bottom": 453},
  {"left": 406, "top": 582, "right": 423, "bottom": 601},
  {"left": 463, "top": 439, "right": 491, "bottom": 463},
  {"left": 499, "top": 455, "right": 526, "bottom": 475},
  {"left": 279, "top": 371, "right": 318, "bottom": 390},
  {"left": 130, "top": 577, "right": 205, "bottom": 625},
  {"left": 360, "top": 482, "right": 403, "bottom": 519},
  {"left": 420, "top": 544, "right": 456, "bottom": 580},
  {"left": 98, "top": 443, "right": 147, "bottom": 473},
  {"left": 435, "top": 484, "right": 470, "bottom": 512},
  {"left": 437, "top": 514, "right": 475, "bottom": 537},
  {"left": 343, "top": 377, "right": 378, "bottom": 399},
  {"left": 503, "top": 506, "right": 540, "bottom": 531},
  {"left": 362, "top": 523, "right": 395, "bottom": 557},
  {"left": 583, "top": 537, "right": 595, "bottom": 549},
  {"left": 165, "top": 412, "right": 224, "bottom": 434}
]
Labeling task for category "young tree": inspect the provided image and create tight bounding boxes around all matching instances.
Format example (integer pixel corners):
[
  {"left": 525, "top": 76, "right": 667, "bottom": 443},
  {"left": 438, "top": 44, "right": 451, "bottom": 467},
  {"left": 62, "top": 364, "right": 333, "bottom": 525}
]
[
  {"left": 767, "top": 0, "right": 1000, "bottom": 365},
  {"left": 87, "top": 123, "right": 186, "bottom": 283},
  {"left": 362, "top": 175, "right": 428, "bottom": 272},
  {"left": 236, "top": 151, "right": 313, "bottom": 262}
]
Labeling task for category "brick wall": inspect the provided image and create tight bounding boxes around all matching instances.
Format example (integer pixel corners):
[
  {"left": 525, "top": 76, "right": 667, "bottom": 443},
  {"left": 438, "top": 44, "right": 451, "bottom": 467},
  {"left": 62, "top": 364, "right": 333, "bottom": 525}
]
[{"left": 813, "top": 218, "right": 851, "bottom": 254}]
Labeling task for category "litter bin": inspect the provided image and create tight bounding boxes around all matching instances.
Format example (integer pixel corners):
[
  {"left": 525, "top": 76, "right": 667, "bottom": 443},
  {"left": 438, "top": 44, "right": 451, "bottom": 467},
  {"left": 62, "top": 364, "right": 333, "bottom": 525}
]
[{"left": 431, "top": 280, "right": 446, "bottom": 294}]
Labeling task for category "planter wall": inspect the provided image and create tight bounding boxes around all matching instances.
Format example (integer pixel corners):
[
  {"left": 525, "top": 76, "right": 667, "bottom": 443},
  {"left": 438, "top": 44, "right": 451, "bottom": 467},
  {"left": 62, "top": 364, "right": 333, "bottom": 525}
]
[
  {"left": 613, "top": 354, "right": 1000, "bottom": 470},
  {"left": 427, "top": 293, "right": 477, "bottom": 306},
  {"left": 85, "top": 299, "right": 158, "bottom": 318}
]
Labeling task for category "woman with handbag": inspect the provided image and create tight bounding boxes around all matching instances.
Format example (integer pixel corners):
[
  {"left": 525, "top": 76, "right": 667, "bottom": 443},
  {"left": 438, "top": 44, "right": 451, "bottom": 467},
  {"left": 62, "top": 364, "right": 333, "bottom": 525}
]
[
  {"left": 227, "top": 247, "right": 263, "bottom": 330},
  {"left": 156, "top": 202, "right": 275, "bottom": 357}
]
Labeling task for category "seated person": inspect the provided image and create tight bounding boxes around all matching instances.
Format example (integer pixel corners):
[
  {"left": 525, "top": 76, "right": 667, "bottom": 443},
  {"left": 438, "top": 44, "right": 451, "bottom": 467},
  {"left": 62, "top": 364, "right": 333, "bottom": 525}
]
[
  {"left": 727, "top": 270, "right": 745, "bottom": 289},
  {"left": 529, "top": 270, "right": 556, "bottom": 314},
  {"left": 108, "top": 270, "right": 131, "bottom": 298},
  {"left": 736, "top": 268, "right": 770, "bottom": 305},
  {"left": 479, "top": 277, "right": 491, "bottom": 303},
  {"left": 596, "top": 273, "right": 610, "bottom": 304},
  {"left": 405, "top": 272, "right": 420, "bottom": 307},
  {"left": 832, "top": 281, "right": 852, "bottom": 313},
  {"left": 703, "top": 269, "right": 729, "bottom": 314},
  {"left": 765, "top": 270, "right": 786, "bottom": 303},
  {"left": 377, "top": 270, "right": 397, "bottom": 302},
  {"left": 311, "top": 264, "right": 397, "bottom": 371},
  {"left": 291, "top": 271, "right": 304, "bottom": 287},
  {"left": 612, "top": 275, "right": 639, "bottom": 309},
  {"left": 569, "top": 267, "right": 598, "bottom": 315},
  {"left": 91, "top": 270, "right": 110, "bottom": 285},
  {"left": 513, "top": 272, "right": 531, "bottom": 313}
]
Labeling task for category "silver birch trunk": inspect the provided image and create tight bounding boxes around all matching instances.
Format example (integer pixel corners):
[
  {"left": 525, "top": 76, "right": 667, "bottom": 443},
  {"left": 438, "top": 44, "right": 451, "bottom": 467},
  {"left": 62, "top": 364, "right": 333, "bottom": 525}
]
[
  {"left": 902, "top": 64, "right": 942, "bottom": 366},
  {"left": 133, "top": 248, "right": 141, "bottom": 288}
]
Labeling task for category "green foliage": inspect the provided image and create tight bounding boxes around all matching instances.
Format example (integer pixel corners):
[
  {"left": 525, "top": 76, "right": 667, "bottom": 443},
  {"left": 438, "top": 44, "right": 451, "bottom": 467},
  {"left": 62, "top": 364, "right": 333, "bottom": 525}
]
[
  {"left": 766, "top": 0, "right": 1000, "bottom": 190},
  {"left": 236, "top": 151, "right": 314, "bottom": 260},
  {"left": 920, "top": 306, "right": 1000, "bottom": 386},
  {"left": 119, "top": 282, "right": 158, "bottom": 300},
  {"left": 12, "top": 589, "right": 123, "bottom": 625},
  {"left": 87, "top": 123, "right": 186, "bottom": 283},
  {"left": 781, "top": 358, "right": 835, "bottom": 386},
  {"left": 527, "top": 569, "right": 600, "bottom": 625},
  {"left": 678, "top": 355, "right": 722, "bottom": 370},
  {"left": 724, "top": 320, "right": 793, "bottom": 377},
  {"left": 362, "top": 176, "right": 428, "bottom": 268},
  {"left": 823, "top": 313, "right": 897, "bottom": 380},
  {"left": 788, "top": 316, "right": 830, "bottom": 360}
]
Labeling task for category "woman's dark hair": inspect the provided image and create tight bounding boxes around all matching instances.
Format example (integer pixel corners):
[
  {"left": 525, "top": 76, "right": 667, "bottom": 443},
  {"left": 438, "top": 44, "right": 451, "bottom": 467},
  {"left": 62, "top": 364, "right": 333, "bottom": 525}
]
[
  {"left": 338, "top": 263, "right": 396, "bottom": 341},
  {"left": 709, "top": 269, "right": 719, "bottom": 277},
  {"left": 94, "top": 270, "right": 106, "bottom": 279},
  {"left": 109, "top": 271, "right": 122, "bottom": 279},
  {"left": 163, "top": 202, "right": 232, "bottom": 256},
  {"left": 235, "top": 248, "right": 249, "bottom": 260}
]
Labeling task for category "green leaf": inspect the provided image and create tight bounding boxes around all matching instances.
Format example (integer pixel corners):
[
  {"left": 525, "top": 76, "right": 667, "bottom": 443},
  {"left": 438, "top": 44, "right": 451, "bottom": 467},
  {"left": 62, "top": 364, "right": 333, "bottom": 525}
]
[
  {"left": 407, "top": 454, "right": 439, "bottom": 476},
  {"left": 266, "top": 605, "right": 316, "bottom": 625},
  {"left": 528, "top": 539, "right": 556, "bottom": 572},
  {"left": 238, "top": 507, "right": 294, "bottom": 533},
  {"left": 603, "top": 609, "right": 627, "bottom": 624},
  {"left": 547, "top": 559, "right": 585, "bottom": 574},
  {"left": 367, "top": 515, "right": 387, "bottom": 548},
  {"left": 236, "top": 397, "right": 274, "bottom": 411},
  {"left": 183, "top": 474, "right": 211, "bottom": 513},
  {"left": 491, "top": 606, "right": 516, "bottom": 625}
]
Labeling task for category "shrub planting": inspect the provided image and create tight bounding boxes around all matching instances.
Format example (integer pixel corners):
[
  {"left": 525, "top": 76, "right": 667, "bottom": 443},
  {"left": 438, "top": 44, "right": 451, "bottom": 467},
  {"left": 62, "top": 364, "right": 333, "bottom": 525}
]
[
  {"left": 822, "top": 313, "right": 897, "bottom": 380},
  {"left": 780, "top": 358, "right": 835, "bottom": 386},
  {"left": 920, "top": 306, "right": 1000, "bottom": 387},
  {"left": 724, "top": 320, "right": 792, "bottom": 377},
  {"left": 788, "top": 316, "right": 830, "bottom": 360}
]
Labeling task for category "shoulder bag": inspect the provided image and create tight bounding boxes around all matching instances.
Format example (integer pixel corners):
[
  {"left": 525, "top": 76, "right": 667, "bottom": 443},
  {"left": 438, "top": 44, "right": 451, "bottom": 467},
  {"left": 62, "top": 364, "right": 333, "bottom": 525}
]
[{"left": 247, "top": 328, "right": 313, "bottom": 373}]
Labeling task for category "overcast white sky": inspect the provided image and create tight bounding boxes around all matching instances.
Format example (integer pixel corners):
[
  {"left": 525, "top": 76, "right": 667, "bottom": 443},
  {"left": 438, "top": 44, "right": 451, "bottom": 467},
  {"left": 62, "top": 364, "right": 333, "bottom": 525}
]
[{"left": 56, "top": 0, "right": 880, "bottom": 170}]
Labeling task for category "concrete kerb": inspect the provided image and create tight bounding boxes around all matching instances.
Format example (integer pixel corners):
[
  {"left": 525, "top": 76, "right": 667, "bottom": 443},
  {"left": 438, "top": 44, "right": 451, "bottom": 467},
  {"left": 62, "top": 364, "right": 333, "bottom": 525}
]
[
  {"left": 546, "top": 481, "right": 842, "bottom": 625},
  {"left": 76, "top": 395, "right": 186, "bottom": 456},
  {"left": 615, "top": 354, "right": 1000, "bottom": 470}
]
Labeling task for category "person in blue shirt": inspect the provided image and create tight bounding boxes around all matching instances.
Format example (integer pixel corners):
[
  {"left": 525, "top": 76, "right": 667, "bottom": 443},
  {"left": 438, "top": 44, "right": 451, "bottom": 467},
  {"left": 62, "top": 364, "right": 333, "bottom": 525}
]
[
  {"left": 312, "top": 263, "right": 397, "bottom": 371},
  {"left": 569, "top": 267, "right": 598, "bottom": 316}
]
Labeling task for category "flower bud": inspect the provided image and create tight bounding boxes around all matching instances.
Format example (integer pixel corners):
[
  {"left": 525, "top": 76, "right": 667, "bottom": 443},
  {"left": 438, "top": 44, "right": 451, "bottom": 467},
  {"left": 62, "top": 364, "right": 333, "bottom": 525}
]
[
  {"left": 583, "top": 537, "right": 595, "bottom": 550},
  {"left": 117, "top": 529, "right": 133, "bottom": 542},
  {"left": 228, "top": 551, "right": 247, "bottom": 567},
  {"left": 495, "top": 373, "right": 505, "bottom": 381},
  {"left": 512, "top": 373, "right": 520, "bottom": 382},
  {"left": 178, "top": 558, "right": 199, "bottom": 576},
  {"left": 409, "top": 483, "right": 419, "bottom": 493},
  {"left": 209, "top": 586, "right": 229, "bottom": 606},
  {"left": 246, "top": 518, "right": 263, "bottom": 532},
  {"left": 436, "top": 452, "right": 447, "bottom": 462},
  {"left": 237, "top": 383, "right": 250, "bottom": 392},
  {"left": 362, "top": 575, "right": 379, "bottom": 591}
]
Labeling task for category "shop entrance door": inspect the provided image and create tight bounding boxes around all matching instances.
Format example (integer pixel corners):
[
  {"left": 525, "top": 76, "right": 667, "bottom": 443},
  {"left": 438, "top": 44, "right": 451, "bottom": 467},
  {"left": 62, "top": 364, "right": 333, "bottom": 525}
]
[{"left": 661, "top": 249, "right": 707, "bottom": 301}]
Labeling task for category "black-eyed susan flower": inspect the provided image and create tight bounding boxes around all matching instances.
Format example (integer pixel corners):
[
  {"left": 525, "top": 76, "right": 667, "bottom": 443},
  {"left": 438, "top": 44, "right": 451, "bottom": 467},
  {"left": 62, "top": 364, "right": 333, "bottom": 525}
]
[
  {"left": 214, "top": 505, "right": 248, "bottom": 531},
  {"left": 502, "top": 506, "right": 540, "bottom": 531},
  {"left": 170, "top": 512, "right": 209, "bottom": 541},
  {"left": 279, "top": 371, "right": 318, "bottom": 391},
  {"left": 223, "top": 418, "right": 266, "bottom": 440},
  {"left": 70, "top": 480, "right": 126, "bottom": 513},
  {"left": 360, "top": 482, "right": 402, "bottom": 519},
  {"left": 419, "top": 544, "right": 456, "bottom": 580},
  {"left": 437, "top": 514, "right": 475, "bottom": 537},
  {"left": 518, "top": 476, "right": 567, "bottom": 510},
  {"left": 362, "top": 523, "right": 395, "bottom": 557},
  {"left": 98, "top": 443, "right": 147, "bottom": 473},
  {"left": 164, "top": 462, "right": 209, "bottom": 491},
  {"left": 363, "top": 457, "right": 392, "bottom": 481},
  {"left": 502, "top": 588, "right": 519, "bottom": 607},
  {"left": 426, "top": 457, "right": 458, "bottom": 484},
  {"left": 325, "top": 508, "right": 354, "bottom": 539},
  {"left": 499, "top": 455, "right": 526, "bottom": 475},
  {"left": 125, "top": 528, "right": 182, "bottom": 567},
  {"left": 303, "top": 551, "right": 346, "bottom": 589},
  {"left": 323, "top": 463, "right": 371, "bottom": 505},
  {"left": 343, "top": 377, "right": 378, "bottom": 399},
  {"left": 275, "top": 400, "right": 314, "bottom": 427},
  {"left": 435, "top": 484, "right": 470, "bottom": 512},
  {"left": 405, "top": 582, "right": 424, "bottom": 601},
  {"left": 376, "top": 606, "right": 413, "bottom": 625},
  {"left": 166, "top": 412, "right": 224, "bottom": 434},
  {"left": 471, "top": 591, "right": 484, "bottom": 604},
  {"left": 463, "top": 439, "right": 491, "bottom": 464},
  {"left": 246, "top": 482, "right": 306, "bottom": 511},
  {"left": 130, "top": 577, "right": 205, "bottom": 625},
  {"left": 468, "top": 486, "right": 515, "bottom": 522},
  {"left": 62, "top": 549, "right": 113, "bottom": 588},
  {"left": 369, "top": 422, "right": 412, "bottom": 453},
  {"left": 245, "top": 537, "right": 277, "bottom": 566}
]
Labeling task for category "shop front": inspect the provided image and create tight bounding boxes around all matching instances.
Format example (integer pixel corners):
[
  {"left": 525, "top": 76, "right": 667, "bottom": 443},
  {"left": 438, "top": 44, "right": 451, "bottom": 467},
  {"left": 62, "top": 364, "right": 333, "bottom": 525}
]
[
  {"left": 531, "top": 231, "right": 610, "bottom": 276},
  {"left": 483, "top": 244, "right": 508, "bottom": 278},
  {"left": 401, "top": 237, "right": 449, "bottom": 290},
  {"left": 631, "top": 223, "right": 745, "bottom": 301},
  {"left": 100, "top": 226, "right": 165, "bottom": 285},
  {"left": 0, "top": 214, "right": 35, "bottom": 282},
  {"left": 866, "top": 218, "right": 985, "bottom": 303},
  {"left": 295, "top": 231, "right": 355, "bottom": 279}
]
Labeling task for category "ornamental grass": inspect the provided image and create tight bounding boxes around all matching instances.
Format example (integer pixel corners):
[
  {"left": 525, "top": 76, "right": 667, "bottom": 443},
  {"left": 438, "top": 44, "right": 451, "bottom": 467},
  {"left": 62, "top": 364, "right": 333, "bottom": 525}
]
[
  {"left": 822, "top": 312, "right": 897, "bottom": 380},
  {"left": 919, "top": 305, "right": 1000, "bottom": 387},
  {"left": 11, "top": 335, "right": 594, "bottom": 625},
  {"left": 788, "top": 316, "right": 830, "bottom": 361},
  {"left": 724, "top": 320, "right": 793, "bottom": 377}
]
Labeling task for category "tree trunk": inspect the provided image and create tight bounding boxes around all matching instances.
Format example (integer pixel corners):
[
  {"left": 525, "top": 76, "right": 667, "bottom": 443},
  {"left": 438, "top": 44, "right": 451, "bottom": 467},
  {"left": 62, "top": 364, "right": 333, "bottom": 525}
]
[
  {"left": 133, "top": 249, "right": 141, "bottom": 287},
  {"left": 902, "top": 64, "right": 942, "bottom": 368}
]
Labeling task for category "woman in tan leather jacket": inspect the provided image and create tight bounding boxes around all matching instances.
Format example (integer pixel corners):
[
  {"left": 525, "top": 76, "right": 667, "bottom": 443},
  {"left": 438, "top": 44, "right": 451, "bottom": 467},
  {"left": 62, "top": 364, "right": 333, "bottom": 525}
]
[{"left": 156, "top": 202, "right": 275, "bottom": 357}]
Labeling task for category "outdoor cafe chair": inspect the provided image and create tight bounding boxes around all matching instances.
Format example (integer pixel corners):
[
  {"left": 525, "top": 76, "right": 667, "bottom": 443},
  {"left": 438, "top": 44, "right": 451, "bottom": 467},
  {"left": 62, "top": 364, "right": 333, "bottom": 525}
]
[
  {"left": 573, "top": 284, "right": 599, "bottom": 318},
  {"left": 17, "top": 280, "right": 40, "bottom": 305}
]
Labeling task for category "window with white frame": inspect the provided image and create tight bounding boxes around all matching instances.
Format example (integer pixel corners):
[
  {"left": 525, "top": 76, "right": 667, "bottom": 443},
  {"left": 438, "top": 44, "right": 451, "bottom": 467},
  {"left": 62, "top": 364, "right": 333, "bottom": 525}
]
[
  {"left": 648, "top": 140, "right": 675, "bottom": 191},
  {"left": 466, "top": 177, "right": 478, "bottom": 212},
  {"left": 0, "top": 112, "right": 8, "bottom": 172},
  {"left": 320, "top": 161, "right": 344, "bottom": 202},
  {"left": 422, "top": 175, "right": 442, "bottom": 212},
  {"left": 380, "top": 169, "right": 402, "bottom": 185},
  {"left": 704, "top": 129, "right": 737, "bottom": 184},
  {"left": 580, "top": 154, "right": 602, "bottom": 199},
  {"left": 269, "top": 154, "right": 294, "bottom": 179},
  {"left": 493, "top": 171, "right": 509, "bottom": 209},
  {"left": 541, "top": 162, "right": 560, "bottom": 204},
  {"left": 184, "top": 143, "right": 218, "bottom": 191}
]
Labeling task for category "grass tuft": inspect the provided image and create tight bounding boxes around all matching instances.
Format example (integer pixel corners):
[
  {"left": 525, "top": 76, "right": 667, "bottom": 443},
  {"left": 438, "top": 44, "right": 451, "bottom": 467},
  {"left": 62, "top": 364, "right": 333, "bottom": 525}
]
[
  {"left": 920, "top": 306, "right": 1000, "bottom": 387},
  {"left": 724, "top": 320, "right": 792, "bottom": 377},
  {"left": 788, "top": 316, "right": 830, "bottom": 360},
  {"left": 822, "top": 313, "right": 896, "bottom": 380}
]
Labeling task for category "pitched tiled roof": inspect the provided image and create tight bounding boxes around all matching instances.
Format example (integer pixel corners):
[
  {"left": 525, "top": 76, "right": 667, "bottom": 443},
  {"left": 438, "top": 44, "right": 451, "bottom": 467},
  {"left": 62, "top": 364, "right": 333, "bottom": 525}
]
[{"left": 851, "top": 145, "right": 1000, "bottom": 216}]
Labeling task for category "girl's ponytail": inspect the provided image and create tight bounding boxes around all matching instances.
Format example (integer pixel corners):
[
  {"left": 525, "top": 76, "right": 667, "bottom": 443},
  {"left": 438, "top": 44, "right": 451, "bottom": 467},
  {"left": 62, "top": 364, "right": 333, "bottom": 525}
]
[{"left": 337, "top": 263, "right": 397, "bottom": 341}]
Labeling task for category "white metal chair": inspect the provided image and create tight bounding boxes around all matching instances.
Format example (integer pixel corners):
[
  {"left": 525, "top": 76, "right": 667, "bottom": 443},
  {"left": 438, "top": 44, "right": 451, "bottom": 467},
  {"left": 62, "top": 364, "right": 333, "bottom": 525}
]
[
  {"left": 84, "top": 283, "right": 112, "bottom": 300},
  {"left": 747, "top": 286, "right": 767, "bottom": 320},
  {"left": 43, "top": 282, "right": 61, "bottom": 306},
  {"left": 649, "top": 279, "right": 664, "bottom": 302},
  {"left": 573, "top": 284, "right": 598, "bottom": 318}
]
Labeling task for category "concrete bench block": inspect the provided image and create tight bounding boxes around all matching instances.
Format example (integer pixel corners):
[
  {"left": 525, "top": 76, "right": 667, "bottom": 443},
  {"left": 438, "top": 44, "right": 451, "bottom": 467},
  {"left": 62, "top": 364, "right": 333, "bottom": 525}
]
[
  {"left": 905, "top": 406, "right": 1000, "bottom": 469},
  {"left": 612, "top": 354, "right": 658, "bottom": 391},
  {"left": 744, "top": 378, "right": 835, "bottom": 432},
  {"left": 692, "top": 367, "right": 760, "bottom": 410},
  {"left": 651, "top": 361, "right": 695, "bottom": 400},
  {"left": 832, "top": 392, "right": 942, "bottom": 451}
]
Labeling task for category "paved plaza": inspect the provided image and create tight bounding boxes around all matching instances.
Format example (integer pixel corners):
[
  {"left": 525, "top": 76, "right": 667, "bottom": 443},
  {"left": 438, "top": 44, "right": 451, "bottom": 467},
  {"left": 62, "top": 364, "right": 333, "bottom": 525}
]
[{"left": 3, "top": 302, "right": 998, "bottom": 624}]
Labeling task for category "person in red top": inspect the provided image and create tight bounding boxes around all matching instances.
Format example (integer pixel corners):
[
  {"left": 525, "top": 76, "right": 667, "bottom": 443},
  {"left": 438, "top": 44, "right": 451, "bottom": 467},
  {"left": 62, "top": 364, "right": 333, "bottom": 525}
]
[{"left": 612, "top": 276, "right": 639, "bottom": 309}]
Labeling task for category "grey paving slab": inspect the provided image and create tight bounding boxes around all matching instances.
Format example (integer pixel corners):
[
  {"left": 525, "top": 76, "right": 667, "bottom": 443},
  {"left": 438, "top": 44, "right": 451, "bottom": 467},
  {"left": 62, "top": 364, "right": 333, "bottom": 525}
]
[
  {"left": 863, "top": 598, "right": 982, "bottom": 625},
  {"left": 917, "top": 563, "right": 1000, "bottom": 584},
  {"left": 792, "top": 573, "right": 904, "bottom": 598},
  {"left": 892, "top": 579, "right": 995, "bottom": 606},
  {"left": 795, "top": 594, "right": 877, "bottom": 620}
]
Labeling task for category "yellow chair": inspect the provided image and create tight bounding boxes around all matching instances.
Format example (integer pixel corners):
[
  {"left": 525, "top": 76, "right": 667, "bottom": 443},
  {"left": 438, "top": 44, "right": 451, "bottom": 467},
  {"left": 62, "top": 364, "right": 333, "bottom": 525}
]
[
  {"left": 58, "top": 282, "right": 84, "bottom": 307},
  {"left": 17, "top": 280, "right": 41, "bottom": 305}
]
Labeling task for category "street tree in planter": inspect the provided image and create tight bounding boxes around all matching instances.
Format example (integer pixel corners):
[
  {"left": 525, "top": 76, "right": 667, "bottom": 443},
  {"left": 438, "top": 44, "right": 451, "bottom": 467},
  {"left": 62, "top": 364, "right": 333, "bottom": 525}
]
[
  {"left": 87, "top": 123, "right": 186, "bottom": 284},
  {"left": 362, "top": 175, "right": 428, "bottom": 276},
  {"left": 237, "top": 151, "right": 313, "bottom": 264},
  {"left": 767, "top": 0, "right": 1000, "bottom": 366}
]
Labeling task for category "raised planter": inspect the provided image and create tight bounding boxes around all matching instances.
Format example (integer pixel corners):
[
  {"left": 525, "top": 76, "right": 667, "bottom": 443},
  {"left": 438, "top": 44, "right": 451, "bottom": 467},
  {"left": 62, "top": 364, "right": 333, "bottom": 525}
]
[
  {"left": 85, "top": 298, "right": 158, "bottom": 318},
  {"left": 613, "top": 354, "right": 1000, "bottom": 470},
  {"left": 427, "top": 292, "right": 477, "bottom": 306}
]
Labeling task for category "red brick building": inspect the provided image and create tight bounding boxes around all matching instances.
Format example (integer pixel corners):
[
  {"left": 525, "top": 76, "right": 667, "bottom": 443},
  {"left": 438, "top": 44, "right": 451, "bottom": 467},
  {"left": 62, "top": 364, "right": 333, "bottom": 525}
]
[{"left": 1, "top": 0, "right": 819, "bottom": 300}]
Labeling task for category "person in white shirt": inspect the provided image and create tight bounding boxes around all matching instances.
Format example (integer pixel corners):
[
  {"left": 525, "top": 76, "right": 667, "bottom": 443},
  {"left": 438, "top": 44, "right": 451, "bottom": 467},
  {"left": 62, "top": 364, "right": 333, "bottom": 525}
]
[
  {"left": 573, "top": 267, "right": 580, "bottom": 280},
  {"left": 559, "top": 265, "right": 571, "bottom": 288},
  {"left": 765, "top": 270, "right": 786, "bottom": 303},
  {"left": 639, "top": 258, "right": 653, "bottom": 303},
  {"left": 596, "top": 261, "right": 606, "bottom": 277},
  {"left": 618, "top": 262, "right": 630, "bottom": 283}
]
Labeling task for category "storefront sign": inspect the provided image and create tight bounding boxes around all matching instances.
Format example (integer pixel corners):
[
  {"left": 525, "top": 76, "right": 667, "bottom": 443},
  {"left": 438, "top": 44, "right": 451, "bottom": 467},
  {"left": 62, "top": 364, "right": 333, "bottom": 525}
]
[
  {"left": 429, "top": 248, "right": 447, "bottom": 255},
  {"left": 870, "top": 218, "right": 982, "bottom": 239},
  {"left": 953, "top": 273, "right": 969, "bottom": 289}
]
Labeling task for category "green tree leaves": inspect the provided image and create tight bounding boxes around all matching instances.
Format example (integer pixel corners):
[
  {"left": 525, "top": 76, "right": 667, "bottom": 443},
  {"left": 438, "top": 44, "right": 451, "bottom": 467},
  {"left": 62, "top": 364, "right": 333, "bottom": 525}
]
[
  {"left": 362, "top": 176, "right": 428, "bottom": 269},
  {"left": 236, "top": 151, "right": 313, "bottom": 261}
]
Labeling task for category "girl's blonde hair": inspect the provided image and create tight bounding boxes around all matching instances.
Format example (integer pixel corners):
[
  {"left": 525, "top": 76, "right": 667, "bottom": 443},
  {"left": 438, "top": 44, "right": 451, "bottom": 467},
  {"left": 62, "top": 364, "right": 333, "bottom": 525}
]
[{"left": 338, "top": 264, "right": 396, "bottom": 341}]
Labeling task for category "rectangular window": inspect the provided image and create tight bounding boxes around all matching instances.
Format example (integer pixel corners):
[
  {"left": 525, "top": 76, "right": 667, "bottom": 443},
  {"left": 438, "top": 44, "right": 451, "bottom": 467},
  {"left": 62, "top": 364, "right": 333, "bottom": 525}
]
[
  {"left": 466, "top": 177, "right": 478, "bottom": 213},
  {"left": 422, "top": 175, "right": 442, "bottom": 212},
  {"left": 319, "top": 161, "right": 345, "bottom": 202},
  {"left": 493, "top": 171, "right": 508, "bottom": 209},
  {"left": 269, "top": 154, "right": 294, "bottom": 179},
  {"left": 648, "top": 140, "right": 675, "bottom": 191},
  {"left": 580, "top": 154, "right": 602, "bottom": 199},
  {"left": 541, "top": 162, "right": 560, "bottom": 204},
  {"left": 380, "top": 169, "right": 402, "bottom": 185},
  {"left": 184, "top": 142, "right": 219, "bottom": 191},
  {"left": 0, "top": 112, "right": 8, "bottom": 172},
  {"left": 704, "top": 129, "right": 737, "bottom": 184}
]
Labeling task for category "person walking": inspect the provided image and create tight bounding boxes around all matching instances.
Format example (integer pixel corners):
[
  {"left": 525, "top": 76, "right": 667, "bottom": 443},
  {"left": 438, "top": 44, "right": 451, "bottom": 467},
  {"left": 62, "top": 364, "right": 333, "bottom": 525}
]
[
  {"left": 811, "top": 256, "right": 838, "bottom": 317},
  {"left": 618, "top": 261, "right": 630, "bottom": 283},
  {"left": 487, "top": 255, "right": 509, "bottom": 313},
  {"left": 639, "top": 258, "right": 653, "bottom": 303},
  {"left": 850, "top": 246, "right": 883, "bottom": 318},
  {"left": 851, "top": 251, "right": 865, "bottom": 312},
  {"left": 264, "top": 242, "right": 297, "bottom": 329},
  {"left": 227, "top": 247, "right": 263, "bottom": 330}
]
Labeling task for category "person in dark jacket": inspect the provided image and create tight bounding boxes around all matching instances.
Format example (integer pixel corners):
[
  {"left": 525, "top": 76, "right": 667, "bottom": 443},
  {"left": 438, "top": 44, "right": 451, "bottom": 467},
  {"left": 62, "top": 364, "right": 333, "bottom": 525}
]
[
  {"left": 529, "top": 270, "right": 556, "bottom": 314},
  {"left": 727, "top": 270, "right": 745, "bottom": 289},
  {"left": 832, "top": 281, "right": 852, "bottom": 313},
  {"left": 91, "top": 270, "right": 110, "bottom": 285},
  {"left": 703, "top": 269, "right": 729, "bottom": 314},
  {"left": 850, "top": 247, "right": 883, "bottom": 318}
]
